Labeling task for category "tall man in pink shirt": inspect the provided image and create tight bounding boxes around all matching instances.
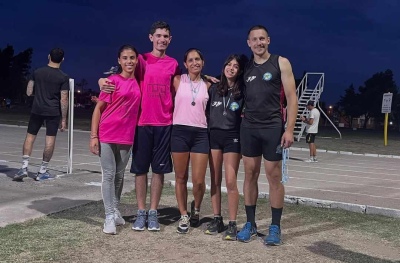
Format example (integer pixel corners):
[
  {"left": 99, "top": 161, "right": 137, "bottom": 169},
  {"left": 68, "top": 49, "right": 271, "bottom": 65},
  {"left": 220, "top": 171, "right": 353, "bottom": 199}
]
[{"left": 99, "top": 21, "right": 180, "bottom": 231}]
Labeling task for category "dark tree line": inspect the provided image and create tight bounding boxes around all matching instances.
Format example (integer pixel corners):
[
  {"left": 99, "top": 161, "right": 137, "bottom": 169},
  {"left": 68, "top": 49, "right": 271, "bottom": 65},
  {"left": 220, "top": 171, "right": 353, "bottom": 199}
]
[
  {"left": 0, "top": 44, "right": 33, "bottom": 102},
  {"left": 337, "top": 69, "right": 399, "bottom": 129}
]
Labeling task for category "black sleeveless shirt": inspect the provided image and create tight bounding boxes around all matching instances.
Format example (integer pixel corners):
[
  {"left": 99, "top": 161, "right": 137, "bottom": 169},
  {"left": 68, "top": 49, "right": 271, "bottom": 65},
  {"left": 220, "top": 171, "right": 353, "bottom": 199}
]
[
  {"left": 207, "top": 83, "right": 244, "bottom": 130},
  {"left": 242, "top": 54, "right": 283, "bottom": 128}
]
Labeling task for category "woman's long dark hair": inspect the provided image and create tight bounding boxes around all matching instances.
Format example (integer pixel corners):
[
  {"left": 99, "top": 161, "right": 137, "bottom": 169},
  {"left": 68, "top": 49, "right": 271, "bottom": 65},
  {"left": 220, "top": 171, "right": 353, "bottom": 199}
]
[
  {"left": 116, "top": 44, "right": 139, "bottom": 74},
  {"left": 217, "top": 54, "right": 248, "bottom": 99}
]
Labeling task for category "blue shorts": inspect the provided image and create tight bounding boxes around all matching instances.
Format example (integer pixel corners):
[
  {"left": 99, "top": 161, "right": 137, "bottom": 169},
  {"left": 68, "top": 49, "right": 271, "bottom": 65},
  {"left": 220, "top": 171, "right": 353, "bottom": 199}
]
[{"left": 130, "top": 125, "right": 173, "bottom": 175}]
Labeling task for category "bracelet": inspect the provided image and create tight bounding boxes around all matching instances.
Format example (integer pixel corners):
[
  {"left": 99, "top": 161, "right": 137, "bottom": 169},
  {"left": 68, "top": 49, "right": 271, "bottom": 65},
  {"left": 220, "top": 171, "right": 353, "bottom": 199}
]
[{"left": 90, "top": 136, "right": 98, "bottom": 139}]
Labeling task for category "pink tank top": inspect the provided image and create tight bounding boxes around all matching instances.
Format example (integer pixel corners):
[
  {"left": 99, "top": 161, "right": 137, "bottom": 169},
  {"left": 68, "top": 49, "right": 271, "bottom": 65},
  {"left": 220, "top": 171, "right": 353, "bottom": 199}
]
[{"left": 173, "top": 74, "right": 209, "bottom": 128}]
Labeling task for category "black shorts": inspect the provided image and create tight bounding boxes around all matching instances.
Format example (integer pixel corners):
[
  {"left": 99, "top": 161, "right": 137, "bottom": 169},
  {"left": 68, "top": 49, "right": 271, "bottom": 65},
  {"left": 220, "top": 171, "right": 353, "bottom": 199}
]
[
  {"left": 209, "top": 129, "right": 241, "bottom": 154},
  {"left": 306, "top": 133, "right": 317, "bottom": 143},
  {"left": 240, "top": 125, "right": 283, "bottom": 161},
  {"left": 130, "top": 125, "right": 173, "bottom": 175},
  {"left": 171, "top": 125, "right": 209, "bottom": 154},
  {"left": 27, "top": 113, "right": 60, "bottom": 136}
]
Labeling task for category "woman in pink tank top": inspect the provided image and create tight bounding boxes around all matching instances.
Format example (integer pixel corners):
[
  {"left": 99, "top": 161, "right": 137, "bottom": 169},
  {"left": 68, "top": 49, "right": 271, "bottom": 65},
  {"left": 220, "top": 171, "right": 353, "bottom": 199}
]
[{"left": 171, "top": 48, "right": 211, "bottom": 234}]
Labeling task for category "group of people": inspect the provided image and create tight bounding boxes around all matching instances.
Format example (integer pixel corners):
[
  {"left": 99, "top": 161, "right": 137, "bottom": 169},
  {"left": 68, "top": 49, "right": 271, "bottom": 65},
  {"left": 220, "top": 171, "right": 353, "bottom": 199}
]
[
  {"left": 13, "top": 20, "right": 305, "bottom": 246},
  {"left": 95, "top": 21, "right": 298, "bottom": 246}
]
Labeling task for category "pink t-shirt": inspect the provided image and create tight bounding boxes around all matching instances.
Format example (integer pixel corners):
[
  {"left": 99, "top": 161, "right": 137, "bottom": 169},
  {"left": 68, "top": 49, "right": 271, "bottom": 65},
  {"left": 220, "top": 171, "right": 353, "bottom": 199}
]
[
  {"left": 173, "top": 74, "right": 209, "bottom": 128},
  {"left": 135, "top": 53, "right": 180, "bottom": 126},
  {"left": 98, "top": 74, "right": 141, "bottom": 145}
]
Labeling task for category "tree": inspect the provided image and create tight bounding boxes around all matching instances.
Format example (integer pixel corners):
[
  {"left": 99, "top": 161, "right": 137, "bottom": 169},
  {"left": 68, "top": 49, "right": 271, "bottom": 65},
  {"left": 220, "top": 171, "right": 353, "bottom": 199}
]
[
  {"left": 337, "top": 84, "right": 362, "bottom": 127},
  {"left": 0, "top": 45, "right": 15, "bottom": 97},
  {"left": 76, "top": 78, "right": 88, "bottom": 92},
  {"left": 10, "top": 48, "right": 33, "bottom": 102},
  {"left": 0, "top": 45, "right": 33, "bottom": 102},
  {"left": 358, "top": 69, "right": 398, "bottom": 128}
]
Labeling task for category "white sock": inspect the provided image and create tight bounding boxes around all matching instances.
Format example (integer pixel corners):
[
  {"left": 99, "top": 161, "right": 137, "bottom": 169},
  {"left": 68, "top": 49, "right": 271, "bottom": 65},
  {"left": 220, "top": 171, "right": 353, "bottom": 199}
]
[
  {"left": 39, "top": 161, "right": 49, "bottom": 173},
  {"left": 22, "top": 155, "right": 30, "bottom": 169}
]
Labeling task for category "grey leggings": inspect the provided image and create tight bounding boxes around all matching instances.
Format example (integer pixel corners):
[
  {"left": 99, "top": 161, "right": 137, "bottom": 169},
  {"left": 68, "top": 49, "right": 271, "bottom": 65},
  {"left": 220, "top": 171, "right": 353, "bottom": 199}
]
[{"left": 99, "top": 143, "right": 132, "bottom": 217}]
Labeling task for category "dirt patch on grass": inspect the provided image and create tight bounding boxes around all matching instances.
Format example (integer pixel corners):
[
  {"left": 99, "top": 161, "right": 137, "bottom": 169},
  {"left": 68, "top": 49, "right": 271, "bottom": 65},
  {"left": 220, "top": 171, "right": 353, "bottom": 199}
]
[
  {"left": 60, "top": 187, "right": 400, "bottom": 263},
  {"left": 1, "top": 186, "right": 399, "bottom": 263}
]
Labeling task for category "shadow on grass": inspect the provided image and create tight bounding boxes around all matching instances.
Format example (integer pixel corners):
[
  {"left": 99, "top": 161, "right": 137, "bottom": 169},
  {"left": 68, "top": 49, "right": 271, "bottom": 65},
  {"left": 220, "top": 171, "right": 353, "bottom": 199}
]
[
  {"left": 27, "top": 197, "right": 101, "bottom": 226},
  {"left": 122, "top": 205, "right": 181, "bottom": 226},
  {"left": 0, "top": 164, "right": 17, "bottom": 179},
  {"left": 307, "top": 241, "right": 399, "bottom": 263}
]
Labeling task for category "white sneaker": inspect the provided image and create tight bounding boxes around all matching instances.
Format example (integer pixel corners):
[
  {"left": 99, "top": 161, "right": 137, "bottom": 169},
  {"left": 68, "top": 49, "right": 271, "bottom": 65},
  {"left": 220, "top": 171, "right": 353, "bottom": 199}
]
[
  {"left": 304, "top": 158, "right": 315, "bottom": 163},
  {"left": 103, "top": 217, "right": 116, "bottom": 235},
  {"left": 313, "top": 158, "right": 318, "bottom": 162},
  {"left": 114, "top": 209, "right": 125, "bottom": 226}
]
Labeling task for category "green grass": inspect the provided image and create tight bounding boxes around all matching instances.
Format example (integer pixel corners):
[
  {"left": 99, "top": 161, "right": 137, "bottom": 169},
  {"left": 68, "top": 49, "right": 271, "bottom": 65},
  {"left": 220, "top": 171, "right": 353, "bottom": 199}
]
[{"left": 1, "top": 186, "right": 399, "bottom": 263}]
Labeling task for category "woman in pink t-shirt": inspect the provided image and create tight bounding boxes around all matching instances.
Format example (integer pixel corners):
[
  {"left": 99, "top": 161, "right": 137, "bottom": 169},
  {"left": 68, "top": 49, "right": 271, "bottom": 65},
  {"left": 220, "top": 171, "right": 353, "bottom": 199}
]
[
  {"left": 90, "top": 45, "right": 141, "bottom": 235},
  {"left": 171, "top": 48, "right": 212, "bottom": 234}
]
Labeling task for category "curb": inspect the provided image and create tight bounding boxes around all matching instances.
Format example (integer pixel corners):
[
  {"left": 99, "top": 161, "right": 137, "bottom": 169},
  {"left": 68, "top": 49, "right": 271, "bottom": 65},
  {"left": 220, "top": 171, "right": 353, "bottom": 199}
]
[
  {"left": 168, "top": 180, "right": 400, "bottom": 219},
  {"left": 290, "top": 147, "right": 400, "bottom": 159}
]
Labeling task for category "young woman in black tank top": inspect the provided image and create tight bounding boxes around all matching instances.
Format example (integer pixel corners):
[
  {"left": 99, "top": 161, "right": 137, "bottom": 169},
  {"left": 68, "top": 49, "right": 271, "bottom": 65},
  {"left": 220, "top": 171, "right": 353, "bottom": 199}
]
[{"left": 205, "top": 54, "right": 247, "bottom": 239}]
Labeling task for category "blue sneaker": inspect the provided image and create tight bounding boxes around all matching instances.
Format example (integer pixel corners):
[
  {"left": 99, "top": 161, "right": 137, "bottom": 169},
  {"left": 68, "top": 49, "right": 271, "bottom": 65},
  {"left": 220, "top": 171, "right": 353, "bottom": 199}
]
[
  {"left": 264, "top": 225, "right": 281, "bottom": 246},
  {"left": 237, "top": 222, "right": 257, "bottom": 242},
  {"left": 13, "top": 168, "right": 28, "bottom": 181},
  {"left": 35, "top": 171, "right": 55, "bottom": 181},
  {"left": 132, "top": 210, "right": 146, "bottom": 231},
  {"left": 147, "top": 209, "right": 160, "bottom": 231}
]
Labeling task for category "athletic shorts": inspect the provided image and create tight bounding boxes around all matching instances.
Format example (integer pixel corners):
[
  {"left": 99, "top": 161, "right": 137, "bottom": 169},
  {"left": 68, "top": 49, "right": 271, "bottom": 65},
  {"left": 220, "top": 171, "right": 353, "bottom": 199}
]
[
  {"left": 209, "top": 129, "right": 241, "bottom": 154},
  {"left": 171, "top": 125, "right": 209, "bottom": 154},
  {"left": 240, "top": 125, "right": 283, "bottom": 161},
  {"left": 27, "top": 113, "right": 60, "bottom": 136},
  {"left": 306, "top": 133, "right": 317, "bottom": 143},
  {"left": 130, "top": 125, "right": 172, "bottom": 175}
]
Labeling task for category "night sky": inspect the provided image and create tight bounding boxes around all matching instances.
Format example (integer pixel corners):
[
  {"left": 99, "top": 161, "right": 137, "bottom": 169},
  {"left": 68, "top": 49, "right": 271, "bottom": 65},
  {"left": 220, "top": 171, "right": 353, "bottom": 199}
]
[{"left": 1, "top": 0, "right": 399, "bottom": 104}]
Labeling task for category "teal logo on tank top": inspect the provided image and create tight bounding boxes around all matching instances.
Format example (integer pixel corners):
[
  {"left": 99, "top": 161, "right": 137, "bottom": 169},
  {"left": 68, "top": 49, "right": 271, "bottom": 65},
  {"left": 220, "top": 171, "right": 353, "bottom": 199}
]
[
  {"left": 229, "top": 102, "right": 240, "bottom": 111},
  {"left": 263, "top": 72, "right": 272, "bottom": 81}
]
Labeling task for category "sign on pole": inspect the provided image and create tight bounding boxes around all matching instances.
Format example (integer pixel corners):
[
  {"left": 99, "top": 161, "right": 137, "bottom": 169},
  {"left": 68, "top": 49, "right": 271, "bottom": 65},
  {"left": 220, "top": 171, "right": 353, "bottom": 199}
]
[{"left": 381, "top": 93, "right": 393, "bottom": 113}]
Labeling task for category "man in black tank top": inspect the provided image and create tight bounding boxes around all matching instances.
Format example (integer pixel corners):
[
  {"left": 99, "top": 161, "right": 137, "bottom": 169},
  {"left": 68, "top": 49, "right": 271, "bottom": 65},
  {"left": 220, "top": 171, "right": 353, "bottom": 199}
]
[{"left": 237, "top": 25, "right": 298, "bottom": 245}]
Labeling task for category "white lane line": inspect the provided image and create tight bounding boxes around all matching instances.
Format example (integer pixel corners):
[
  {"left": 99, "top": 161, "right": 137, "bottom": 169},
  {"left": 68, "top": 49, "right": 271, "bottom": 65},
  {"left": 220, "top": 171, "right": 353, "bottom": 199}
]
[
  {"left": 201, "top": 175, "right": 400, "bottom": 200},
  {"left": 204, "top": 174, "right": 400, "bottom": 191},
  {"left": 288, "top": 164, "right": 400, "bottom": 176},
  {"left": 236, "top": 169, "right": 400, "bottom": 181},
  {"left": 293, "top": 162, "right": 400, "bottom": 171},
  {"left": 85, "top": 182, "right": 102, "bottom": 187},
  {"left": 282, "top": 176, "right": 400, "bottom": 190},
  {"left": 288, "top": 170, "right": 400, "bottom": 182}
]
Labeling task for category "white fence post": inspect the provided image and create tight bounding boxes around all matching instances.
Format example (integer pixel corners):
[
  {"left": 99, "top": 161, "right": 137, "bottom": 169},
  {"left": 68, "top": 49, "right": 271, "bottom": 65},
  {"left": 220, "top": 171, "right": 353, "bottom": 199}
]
[{"left": 67, "top": 78, "right": 74, "bottom": 174}]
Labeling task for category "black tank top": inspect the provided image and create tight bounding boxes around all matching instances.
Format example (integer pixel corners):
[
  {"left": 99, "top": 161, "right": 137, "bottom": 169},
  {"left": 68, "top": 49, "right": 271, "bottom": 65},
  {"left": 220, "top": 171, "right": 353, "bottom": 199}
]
[
  {"left": 242, "top": 54, "right": 283, "bottom": 128},
  {"left": 207, "top": 84, "right": 244, "bottom": 131}
]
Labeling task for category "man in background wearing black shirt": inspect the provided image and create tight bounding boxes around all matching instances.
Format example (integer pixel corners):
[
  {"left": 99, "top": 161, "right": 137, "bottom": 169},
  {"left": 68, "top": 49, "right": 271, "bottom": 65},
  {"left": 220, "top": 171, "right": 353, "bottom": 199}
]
[
  {"left": 13, "top": 48, "right": 69, "bottom": 181},
  {"left": 236, "top": 25, "right": 298, "bottom": 245}
]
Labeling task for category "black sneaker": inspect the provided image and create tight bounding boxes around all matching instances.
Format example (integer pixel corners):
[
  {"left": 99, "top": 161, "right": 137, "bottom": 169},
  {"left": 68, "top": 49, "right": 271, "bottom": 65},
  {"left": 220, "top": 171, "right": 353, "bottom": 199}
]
[
  {"left": 205, "top": 217, "right": 224, "bottom": 235},
  {"left": 223, "top": 221, "right": 238, "bottom": 241},
  {"left": 189, "top": 200, "right": 200, "bottom": 227}
]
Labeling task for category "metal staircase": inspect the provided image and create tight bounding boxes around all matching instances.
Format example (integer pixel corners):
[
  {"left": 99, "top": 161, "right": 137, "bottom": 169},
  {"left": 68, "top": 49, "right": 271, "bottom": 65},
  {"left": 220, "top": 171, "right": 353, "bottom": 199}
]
[
  {"left": 294, "top": 73, "right": 323, "bottom": 141},
  {"left": 293, "top": 72, "right": 341, "bottom": 141}
]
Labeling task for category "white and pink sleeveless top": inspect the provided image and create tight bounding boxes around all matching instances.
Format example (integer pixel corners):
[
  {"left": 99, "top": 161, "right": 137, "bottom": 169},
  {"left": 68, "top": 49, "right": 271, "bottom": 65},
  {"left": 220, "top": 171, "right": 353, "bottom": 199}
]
[{"left": 173, "top": 74, "right": 209, "bottom": 128}]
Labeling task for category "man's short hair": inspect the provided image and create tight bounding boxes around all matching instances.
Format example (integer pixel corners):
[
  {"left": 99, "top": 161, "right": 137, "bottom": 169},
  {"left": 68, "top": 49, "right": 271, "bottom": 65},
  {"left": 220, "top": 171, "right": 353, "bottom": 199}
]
[
  {"left": 50, "top": 48, "right": 64, "bottom": 63},
  {"left": 307, "top": 100, "right": 315, "bottom": 106},
  {"left": 247, "top": 25, "right": 269, "bottom": 38},
  {"left": 150, "top": 21, "right": 171, "bottom": 35}
]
